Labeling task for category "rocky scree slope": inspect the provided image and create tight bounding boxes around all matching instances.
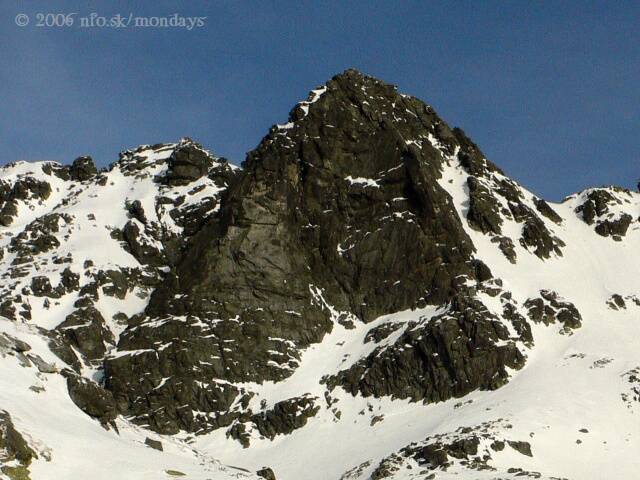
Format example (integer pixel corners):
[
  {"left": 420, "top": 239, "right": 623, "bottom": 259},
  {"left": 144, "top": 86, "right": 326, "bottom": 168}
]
[{"left": 1, "top": 70, "right": 640, "bottom": 480}]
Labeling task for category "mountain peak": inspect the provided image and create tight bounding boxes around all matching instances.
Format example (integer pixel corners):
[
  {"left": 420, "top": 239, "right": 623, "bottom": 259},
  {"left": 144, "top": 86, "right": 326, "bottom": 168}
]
[
  {"left": 250, "top": 69, "right": 454, "bottom": 182},
  {"left": 266, "top": 69, "right": 404, "bottom": 138},
  {"left": 3, "top": 73, "right": 640, "bottom": 480},
  {"left": 328, "top": 68, "right": 384, "bottom": 88}
]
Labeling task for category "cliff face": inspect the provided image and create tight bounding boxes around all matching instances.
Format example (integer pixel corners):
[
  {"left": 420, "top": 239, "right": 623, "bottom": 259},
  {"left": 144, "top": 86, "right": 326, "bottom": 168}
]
[
  {"left": 103, "top": 70, "right": 529, "bottom": 435},
  {"left": 2, "top": 70, "right": 640, "bottom": 480}
]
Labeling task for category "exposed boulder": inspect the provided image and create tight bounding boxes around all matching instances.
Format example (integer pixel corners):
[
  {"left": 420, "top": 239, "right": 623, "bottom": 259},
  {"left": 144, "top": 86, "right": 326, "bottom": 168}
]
[
  {"left": 69, "top": 156, "right": 97, "bottom": 181},
  {"left": 164, "top": 138, "right": 214, "bottom": 186},
  {"left": 0, "top": 333, "right": 31, "bottom": 355},
  {"left": 56, "top": 306, "right": 114, "bottom": 361},
  {"left": 64, "top": 372, "right": 119, "bottom": 425},
  {"left": 60, "top": 267, "right": 80, "bottom": 292},
  {"left": 594, "top": 213, "right": 632, "bottom": 239},
  {"left": 28, "top": 354, "right": 57, "bottom": 374},
  {"left": 257, "top": 467, "right": 277, "bottom": 480},
  {"left": 29, "top": 268, "right": 78, "bottom": 298},
  {"left": 94, "top": 269, "right": 132, "bottom": 299},
  {"left": 251, "top": 396, "right": 320, "bottom": 440},
  {"left": 41, "top": 161, "right": 70, "bottom": 180},
  {"left": 608, "top": 294, "right": 626, "bottom": 310},
  {"left": 621, "top": 367, "right": 640, "bottom": 411},
  {"left": 576, "top": 189, "right": 616, "bottom": 225},
  {"left": 122, "top": 220, "right": 165, "bottom": 266},
  {"left": 126, "top": 199, "right": 148, "bottom": 224},
  {"left": 574, "top": 188, "right": 635, "bottom": 239},
  {"left": 29, "top": 276, "right": 59, "bottom": 298},
  {"left": 524, "top": 290, "right": 582, "bottom": 332},
  {"left": 607, "top": 294, "right": 640, "bottom": 310},
  {"left": 0, "top": 197, "right": 18, "bottom": 226},
  {"left": 508, "top": 440, "right": 533, "bottom": 456},
  {"left": 144, "top": 437, "right": 163, "bottom": 451}
]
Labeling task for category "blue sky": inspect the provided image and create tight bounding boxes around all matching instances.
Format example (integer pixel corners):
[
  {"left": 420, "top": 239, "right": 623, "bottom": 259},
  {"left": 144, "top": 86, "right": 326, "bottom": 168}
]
[{"left": 1, "top": 1, "right": 638, "bottom": 200}]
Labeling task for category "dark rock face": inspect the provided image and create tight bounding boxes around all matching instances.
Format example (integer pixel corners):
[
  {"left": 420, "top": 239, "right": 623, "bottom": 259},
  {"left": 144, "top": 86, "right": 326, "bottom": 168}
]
[
  {"left": 122, "top": 220, "right": 165, "bottom": 266},
  {"left": 608, "top": 294, "right": 627, "bottom": 310},
  {"left": 369, "top": 420, "right": 533, "bottom": 478},
  {"left": 535, "top": 199, "right": 563, "bottom": 224},
  {"left": 519, "top": 214, "right": 564, "bottom": 258},
  {"left": 455, "top": 138, "right": 565, "bottom": 261},
  {"left": 0, "top": 410, "right": 37, "bottom": 479},
  {"left": 576, "top": 189, "right": 616, "bottom": 225},
  {"left": 524, "top": 290, "right": 582, "bottom": 332},
  {"left": 69, "top": 156, "right": 97, "bottom": 181},
  {"left": 0, "top": 176, "right": 51, "bottom": 226},
  {"left": 8, "top": 213, "right": 71, "bottom": 261},
  {"left": 105, "top": 330, "right": 245, "bottom": 434},
  {"left": 165, "top": 138, "right": 215, "bottom": 186},
  {"left": 169, "top": 70, "right": 478, "bottom": 320},
  {"left": 466, "top": 176, "right": 503, "bottom": 235},
  {"left": 331, "top": 293, "right": 526, "bottom": 403},
  {"left": 594, "top": 213, "right": 632, "bottom": 238},
  {"left": 251, "top": 396, "right": 320, "bottom": 441},
  {"left": 64, "top": 372, "right": 119, "bottom": 426},
  {"left": 508, "top": 440, "right": 533, "bottom": 457},
  {"left": 127, "top": 200, "right": 148, "bottom": 224},
  {"left": 144, "top": 437, "right": 163, "bottom": 451},
  {"left": 56, "top": 306, "right": 114, "bottom": 361},
  {"left": 574, "top": 188, "right": 636, "bottom": 239},
  {"left": 1, "top": 70, "right": 587, "bottom": 445},
  {"left": 29, "top": 267, "right": 78, "bottom": 298},
  {"left": 257, "top": 467, "right": 277, "bottom": 480},
  {"left": 104, "top": 70, "right": 490, "bottom": 433},
  {"left": 621, "top": 367, "right": 640, "bottom": 409}
]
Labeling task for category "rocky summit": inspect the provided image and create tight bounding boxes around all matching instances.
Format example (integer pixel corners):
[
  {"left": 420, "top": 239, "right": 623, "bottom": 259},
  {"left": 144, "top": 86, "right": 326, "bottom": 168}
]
[{"left": 1, "top": 70, "right": 639, "bottom": 480}]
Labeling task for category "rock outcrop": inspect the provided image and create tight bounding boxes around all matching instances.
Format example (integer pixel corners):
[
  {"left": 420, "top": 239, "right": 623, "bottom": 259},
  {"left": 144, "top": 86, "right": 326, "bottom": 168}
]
[
  {"left": 0, "top": 410, "right": 37, "bottom": 480},
  {"left": 69, "top": 156, "right": 97, "bottom": 181},
  {"left": 104, "top": 70, "right": 504, "bottom": 434}
]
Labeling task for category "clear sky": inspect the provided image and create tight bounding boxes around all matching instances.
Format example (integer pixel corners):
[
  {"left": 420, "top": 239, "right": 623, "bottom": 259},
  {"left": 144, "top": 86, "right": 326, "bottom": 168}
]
[{"left": 1, "top": 1, "right": 638, "bottom": 200}]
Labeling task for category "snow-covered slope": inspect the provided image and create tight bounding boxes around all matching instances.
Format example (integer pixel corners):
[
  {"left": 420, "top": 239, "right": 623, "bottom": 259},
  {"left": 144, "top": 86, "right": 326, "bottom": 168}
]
[
  {"left": 2, "top": 71, "right": 640, "bottom": 480},
  {"left": 0, "top": 140, "right": 253, "bottom": 480}
]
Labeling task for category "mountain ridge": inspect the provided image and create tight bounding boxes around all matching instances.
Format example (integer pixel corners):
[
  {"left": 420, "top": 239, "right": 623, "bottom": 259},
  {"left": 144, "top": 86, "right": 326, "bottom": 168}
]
[{"left": 1, "top": 69, "right": 640, "bottom": 480}]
